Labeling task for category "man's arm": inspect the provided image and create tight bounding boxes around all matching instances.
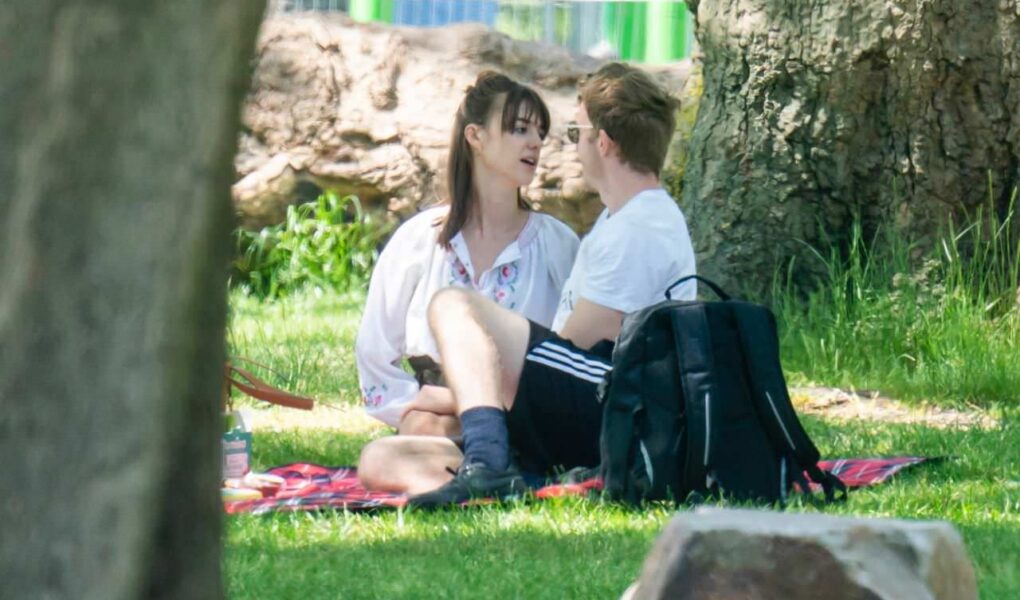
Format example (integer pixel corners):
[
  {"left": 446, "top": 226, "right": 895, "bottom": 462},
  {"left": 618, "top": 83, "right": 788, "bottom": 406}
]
[
  {"left": 556, "top": 298, "right": 624, "bottom": 350},
  {"left": 398, "top": 385, "right": 461, "bottom": 437}
]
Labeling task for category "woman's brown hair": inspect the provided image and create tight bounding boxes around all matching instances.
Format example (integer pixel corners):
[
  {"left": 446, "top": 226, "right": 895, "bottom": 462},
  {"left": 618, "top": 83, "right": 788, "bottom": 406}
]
[{"left": 437, "top": 71, "right": 551, "bottom": 248}]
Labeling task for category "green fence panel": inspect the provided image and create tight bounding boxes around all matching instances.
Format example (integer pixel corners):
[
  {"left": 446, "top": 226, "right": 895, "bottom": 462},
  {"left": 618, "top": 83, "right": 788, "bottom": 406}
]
[
  {"left": 604, "top": 2, "right": 648, "bottom": 61},
  {"left": 349, "top": 0, "right": 393, "bottom": 23},
  {"left": 349, "top": 0, "right": 374, "bottom": 22},
  {"left": 644, "top": 1, "right": 687, "bottom": 63}
]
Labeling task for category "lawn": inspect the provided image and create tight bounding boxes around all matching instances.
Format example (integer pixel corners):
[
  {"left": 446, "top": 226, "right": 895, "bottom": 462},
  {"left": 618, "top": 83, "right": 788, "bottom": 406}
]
[{"left": 224, "top": 289, "right": 1019, "bottom": 599}]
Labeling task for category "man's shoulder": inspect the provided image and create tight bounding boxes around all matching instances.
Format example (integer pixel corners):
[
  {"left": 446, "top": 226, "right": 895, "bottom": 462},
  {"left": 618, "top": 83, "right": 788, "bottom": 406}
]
[
  {"left": 596, "top": 191, "right": 682, "bottom": 235},
  {"left": 625, "top": 188, "right": 684, "bottom": 219}
]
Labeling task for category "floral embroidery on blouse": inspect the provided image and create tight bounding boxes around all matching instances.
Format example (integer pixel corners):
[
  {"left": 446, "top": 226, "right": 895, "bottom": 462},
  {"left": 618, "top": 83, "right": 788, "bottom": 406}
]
[
  {"left": 361, "top": 383, "right": 388, "bottom": 408},
  {"left": 447, "top": 251, "right": 520, "bottom": 308},
  {"left": 494, "top": 261, "right": 520, "bottom": 309},
  {"left": 447, "top": 254, "right": 472, "bottom": 287}
]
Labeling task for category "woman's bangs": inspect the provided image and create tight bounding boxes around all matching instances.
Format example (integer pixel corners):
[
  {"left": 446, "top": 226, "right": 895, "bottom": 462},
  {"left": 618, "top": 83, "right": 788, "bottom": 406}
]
[{"left": 501, "top": 87, "right": 550, "bottom": 138}]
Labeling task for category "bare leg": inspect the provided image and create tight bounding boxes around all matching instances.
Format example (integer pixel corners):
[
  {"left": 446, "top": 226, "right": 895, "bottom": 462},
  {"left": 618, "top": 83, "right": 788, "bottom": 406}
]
[
  {"left": 426, "top": 288, "right": 531, "bottom": 414},
  {"left": 358, "top": 436, "right": 462, "bottom": 495},
  {"left": 398, "top": 410, "right": 461, "bottom": 437},
  {"left": 396, "top": 289, "right": 532, "bottom": 506}
]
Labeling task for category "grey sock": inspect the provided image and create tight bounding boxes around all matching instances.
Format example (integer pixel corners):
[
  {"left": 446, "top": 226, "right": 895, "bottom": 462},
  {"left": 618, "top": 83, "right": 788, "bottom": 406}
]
[{"left": 460, "top": 406, "right": 510, "bottom": 471}]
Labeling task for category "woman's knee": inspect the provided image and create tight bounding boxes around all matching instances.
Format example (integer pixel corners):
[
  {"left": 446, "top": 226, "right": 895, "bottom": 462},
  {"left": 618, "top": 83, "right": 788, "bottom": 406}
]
[{"left": 357, "top": 439, "right": 395, "bottom": 490}]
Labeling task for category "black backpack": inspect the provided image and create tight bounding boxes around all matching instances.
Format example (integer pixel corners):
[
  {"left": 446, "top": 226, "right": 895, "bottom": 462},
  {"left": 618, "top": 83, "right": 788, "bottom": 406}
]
[{"left": 596, "top": 275, "right": 846, "bottom": 506}]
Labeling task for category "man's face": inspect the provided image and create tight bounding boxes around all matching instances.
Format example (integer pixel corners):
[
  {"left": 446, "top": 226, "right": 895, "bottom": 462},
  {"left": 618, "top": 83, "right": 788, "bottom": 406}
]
[{"left": 574, "top": 103, "right": 602, "bottom": 187}]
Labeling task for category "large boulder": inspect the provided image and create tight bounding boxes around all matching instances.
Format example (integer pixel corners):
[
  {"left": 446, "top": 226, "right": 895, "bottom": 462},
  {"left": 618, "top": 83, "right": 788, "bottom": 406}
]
[
  {"left": 628, "top": 508, "right": 978, "bottom": 600},
  {"left": 232, "top": 15, "right": 696, "bottom": 233}
]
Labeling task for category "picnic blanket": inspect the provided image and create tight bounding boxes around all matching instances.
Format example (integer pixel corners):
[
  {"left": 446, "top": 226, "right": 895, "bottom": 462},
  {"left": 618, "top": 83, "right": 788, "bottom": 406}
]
[{"left": 223, "top": 456, "right": 936, "bottom": 515}]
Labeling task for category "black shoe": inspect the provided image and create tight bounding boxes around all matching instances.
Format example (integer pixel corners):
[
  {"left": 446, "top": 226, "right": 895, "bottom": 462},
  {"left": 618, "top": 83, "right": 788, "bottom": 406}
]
[{"left": 406, "top": 462, "right": 527, "bottom": 509}]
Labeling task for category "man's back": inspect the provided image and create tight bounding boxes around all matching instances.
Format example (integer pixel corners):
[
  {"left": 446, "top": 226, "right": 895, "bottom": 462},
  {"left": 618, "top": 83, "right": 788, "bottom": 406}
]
[{"left": 552, "top": 188, "right": 696, "bottom": 333}]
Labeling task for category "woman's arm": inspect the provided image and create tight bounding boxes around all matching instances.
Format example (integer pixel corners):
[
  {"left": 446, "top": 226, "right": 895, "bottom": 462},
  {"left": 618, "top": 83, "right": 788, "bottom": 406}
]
[{"left": 355, "top": 222, "right": 426, "bottom": 428}]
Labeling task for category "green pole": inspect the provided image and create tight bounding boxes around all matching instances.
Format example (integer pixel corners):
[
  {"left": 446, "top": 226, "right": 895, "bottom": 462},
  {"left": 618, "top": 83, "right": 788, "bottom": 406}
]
[
  {"left": 615, "top": 2, "right": 646, "bottom": 61},
  {"left": 348, "top": 0, "right": 375, "bottom": 22},
  {"left": 674, "top": 2, "right": 689, "bottom": 58},
  {"left": 601, "top": 2, "right": 618, "bottom": 56},
  {"left": 376, "top": 0, "right": 394, "bottom": 23},
  {"left": 645, "top": 1, "right": 688, "bottom": 63}
]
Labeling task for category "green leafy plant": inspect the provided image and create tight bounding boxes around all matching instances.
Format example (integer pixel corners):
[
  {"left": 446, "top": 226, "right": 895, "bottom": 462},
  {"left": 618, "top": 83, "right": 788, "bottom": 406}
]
[{"left": 232, "top": 192, "right": 393, "bottom": 299}]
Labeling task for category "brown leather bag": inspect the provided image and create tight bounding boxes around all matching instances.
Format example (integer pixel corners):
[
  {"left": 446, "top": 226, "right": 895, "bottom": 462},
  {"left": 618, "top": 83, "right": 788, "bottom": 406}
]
[{"left": 223, "top": 360, "right": 314, "bottom": 411}]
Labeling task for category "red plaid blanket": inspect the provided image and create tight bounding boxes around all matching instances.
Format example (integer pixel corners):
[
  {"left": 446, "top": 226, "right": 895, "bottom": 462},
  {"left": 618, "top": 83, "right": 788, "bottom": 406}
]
[{"left": 223, "top": 456, "right": 934, "bottom": 515}]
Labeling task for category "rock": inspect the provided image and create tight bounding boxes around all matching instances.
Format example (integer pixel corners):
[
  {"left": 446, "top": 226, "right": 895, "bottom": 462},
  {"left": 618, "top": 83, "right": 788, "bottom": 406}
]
[
  {"left": 631, "top": 508, "right": 977, "bottom": 600},
  {"left": 233, "top": 14, "right": 698, "bottom": 232}
]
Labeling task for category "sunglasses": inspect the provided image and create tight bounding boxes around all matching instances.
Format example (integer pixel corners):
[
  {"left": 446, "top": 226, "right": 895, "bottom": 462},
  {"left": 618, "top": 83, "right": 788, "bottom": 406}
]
[{"left": 566, "top": 122, "right": 595, "bottom": 144}]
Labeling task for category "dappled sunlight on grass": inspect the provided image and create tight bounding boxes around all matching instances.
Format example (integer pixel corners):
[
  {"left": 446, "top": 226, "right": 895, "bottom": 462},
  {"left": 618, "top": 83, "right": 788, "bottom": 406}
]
[
  {"left": 227, "top": 288, "right": 367, "bottom": 403},
  {"left": 224, "top": 289, "right": 1020, "bottom": 599}
]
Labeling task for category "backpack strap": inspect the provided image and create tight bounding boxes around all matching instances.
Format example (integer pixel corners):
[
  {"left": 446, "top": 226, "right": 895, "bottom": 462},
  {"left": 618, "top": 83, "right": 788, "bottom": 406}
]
[
  {"left": 805, "top": 464, "right": 848, "bottom": 503},
  {"left": 730, "top": 305, "right": 820, "bottom": 465},
  {"left": 730, "top": 304, "right": 847, "bottom": 504},
  {"left": 665, "top": 275, "right": 731, "bottom": 301},
  {"left": 598, "top": 369, "right": 644, "bottom": 501},
  {"left": 668, "top": 304, "right": 715, "bottom": 496}
]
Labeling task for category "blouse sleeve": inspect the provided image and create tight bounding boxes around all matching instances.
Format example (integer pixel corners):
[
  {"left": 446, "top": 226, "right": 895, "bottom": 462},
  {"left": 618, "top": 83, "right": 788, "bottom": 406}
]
[
  {"left": 354, "top": 220, "right": 427, "bottom": 428},
  {"left": 543, "top": 216, "right": 580, "bottom": 291}
]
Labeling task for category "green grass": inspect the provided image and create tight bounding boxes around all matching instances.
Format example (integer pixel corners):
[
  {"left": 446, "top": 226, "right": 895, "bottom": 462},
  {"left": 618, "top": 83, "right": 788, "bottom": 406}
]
[
  {"left": 227, "top": 289, "right": 365, "bottom": 402},
  {"left": 225, "top": 289, "right": 1020, "bottom": 599},
  {"left": 775, "top": 196, "right": 1020, "bottom": 410},
  {"left": 225, "top": 417, "right": 1020, "bottom": 599}
]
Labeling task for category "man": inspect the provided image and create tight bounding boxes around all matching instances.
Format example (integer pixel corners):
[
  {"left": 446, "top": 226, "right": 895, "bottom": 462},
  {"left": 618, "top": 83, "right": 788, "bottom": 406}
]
[{"left": 357, "top": 62, "right": 697, "bottom": 505}]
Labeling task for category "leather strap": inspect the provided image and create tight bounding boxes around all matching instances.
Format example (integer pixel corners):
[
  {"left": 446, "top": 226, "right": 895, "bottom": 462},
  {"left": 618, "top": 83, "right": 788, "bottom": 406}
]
[{"left": 224, "top": 361, "right": 314, "bottom": 411}]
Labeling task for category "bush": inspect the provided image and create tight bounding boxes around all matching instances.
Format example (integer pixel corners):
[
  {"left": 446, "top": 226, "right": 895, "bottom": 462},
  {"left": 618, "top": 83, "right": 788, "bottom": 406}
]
[{"left": 232, "top": 192, "right": 392, "bottom": 299}]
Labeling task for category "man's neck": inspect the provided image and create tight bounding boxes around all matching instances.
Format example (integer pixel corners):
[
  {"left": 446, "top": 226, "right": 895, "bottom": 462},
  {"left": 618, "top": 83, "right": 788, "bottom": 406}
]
[{"left": 598, "top": 168, "right": 663, "bottom": 215}]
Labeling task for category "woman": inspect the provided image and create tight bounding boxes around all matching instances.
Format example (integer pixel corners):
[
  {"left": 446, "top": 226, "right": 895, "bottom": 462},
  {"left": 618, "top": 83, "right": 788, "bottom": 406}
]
[{"left": 355, "top": 71, "right": 578, "bottom": 436}]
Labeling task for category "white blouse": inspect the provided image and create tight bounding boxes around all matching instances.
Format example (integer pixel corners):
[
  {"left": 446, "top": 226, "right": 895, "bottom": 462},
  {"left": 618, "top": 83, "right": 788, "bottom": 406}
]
[{"left": 355, "top": 206, "right": 580, "bottom": 427}]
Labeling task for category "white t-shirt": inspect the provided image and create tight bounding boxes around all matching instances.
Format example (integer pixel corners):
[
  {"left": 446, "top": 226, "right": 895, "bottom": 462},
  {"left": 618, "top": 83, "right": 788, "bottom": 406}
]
[
  {"left": 356, "top": 206, "right": 579, "bottom": 427},
  {"left": 551, "top": 188, "right": 696, "bottom": 331}
]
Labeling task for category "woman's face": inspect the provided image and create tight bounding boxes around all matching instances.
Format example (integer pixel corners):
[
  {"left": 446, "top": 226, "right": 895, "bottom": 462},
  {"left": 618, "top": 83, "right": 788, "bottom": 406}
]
[{"left": 474, "top": 98, "right": 547, "bottom": 189}]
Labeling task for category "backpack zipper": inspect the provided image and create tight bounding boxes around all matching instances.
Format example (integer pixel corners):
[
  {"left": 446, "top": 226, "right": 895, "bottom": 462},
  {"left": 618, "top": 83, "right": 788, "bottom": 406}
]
[
  {"left": 639, "top": 440, "right": 654, "bottom": 487},
  {"left": 703, "top": 392, "right": 711, "bottom": 466},
  {"left": 765, "top": 391, "right": 797, "bottom": 451}
]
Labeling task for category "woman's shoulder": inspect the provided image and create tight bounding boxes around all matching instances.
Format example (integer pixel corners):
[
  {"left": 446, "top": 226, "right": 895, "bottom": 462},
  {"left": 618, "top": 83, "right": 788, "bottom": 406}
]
[{"left": 388, "top": 205, "right": 449, "bottom": 248}]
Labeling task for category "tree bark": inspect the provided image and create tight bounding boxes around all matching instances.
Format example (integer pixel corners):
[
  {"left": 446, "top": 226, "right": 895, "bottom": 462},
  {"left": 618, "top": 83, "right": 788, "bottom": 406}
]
[
  {"left": 0, "top": 2, "right": 264, "bottom": 599},
  {"left": 683, "top": 0, "right": 1020, "bottom": 296}
]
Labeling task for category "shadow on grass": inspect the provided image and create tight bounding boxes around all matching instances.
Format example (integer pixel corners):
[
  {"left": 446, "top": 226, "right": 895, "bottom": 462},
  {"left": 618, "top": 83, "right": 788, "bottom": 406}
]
[
  {"left": 226, "top": 517, "right": 652, "bottom": 600},
  {"left": 230, "top": 419, "right": 1019, "bottom": 599},
  {"left": 250, "top": 430, "right": 381, "bottom": 470}
]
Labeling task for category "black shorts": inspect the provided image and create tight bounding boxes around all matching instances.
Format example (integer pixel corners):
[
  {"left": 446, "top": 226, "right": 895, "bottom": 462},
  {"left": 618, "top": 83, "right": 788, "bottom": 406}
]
[{"left": 506, "top": 320, "right": 614, "bottom": 475}]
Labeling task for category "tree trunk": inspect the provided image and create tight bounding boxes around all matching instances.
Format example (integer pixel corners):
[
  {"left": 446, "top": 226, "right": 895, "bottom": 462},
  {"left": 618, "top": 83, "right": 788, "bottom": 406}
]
[
  {"left": 0, "top": 2, "right": 264, "bottom": 598},
  {"left": 683, "top": 0, "right": 1020, "bottom": 296}
]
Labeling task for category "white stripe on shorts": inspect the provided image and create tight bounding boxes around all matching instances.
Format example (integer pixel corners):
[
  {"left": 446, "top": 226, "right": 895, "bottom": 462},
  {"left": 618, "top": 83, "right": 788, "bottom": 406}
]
[
  {"left": 533, "top": 341, "right": 612, "bottom": 371},
  {"left": 524, "top": 340, "right": 611, "bottom": 383},
  {"left": 524, "top": 354, "right": 607, "bottom": 384},
  {"left": 528, "top": 345, "right": 610, "bottom": 378}
]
